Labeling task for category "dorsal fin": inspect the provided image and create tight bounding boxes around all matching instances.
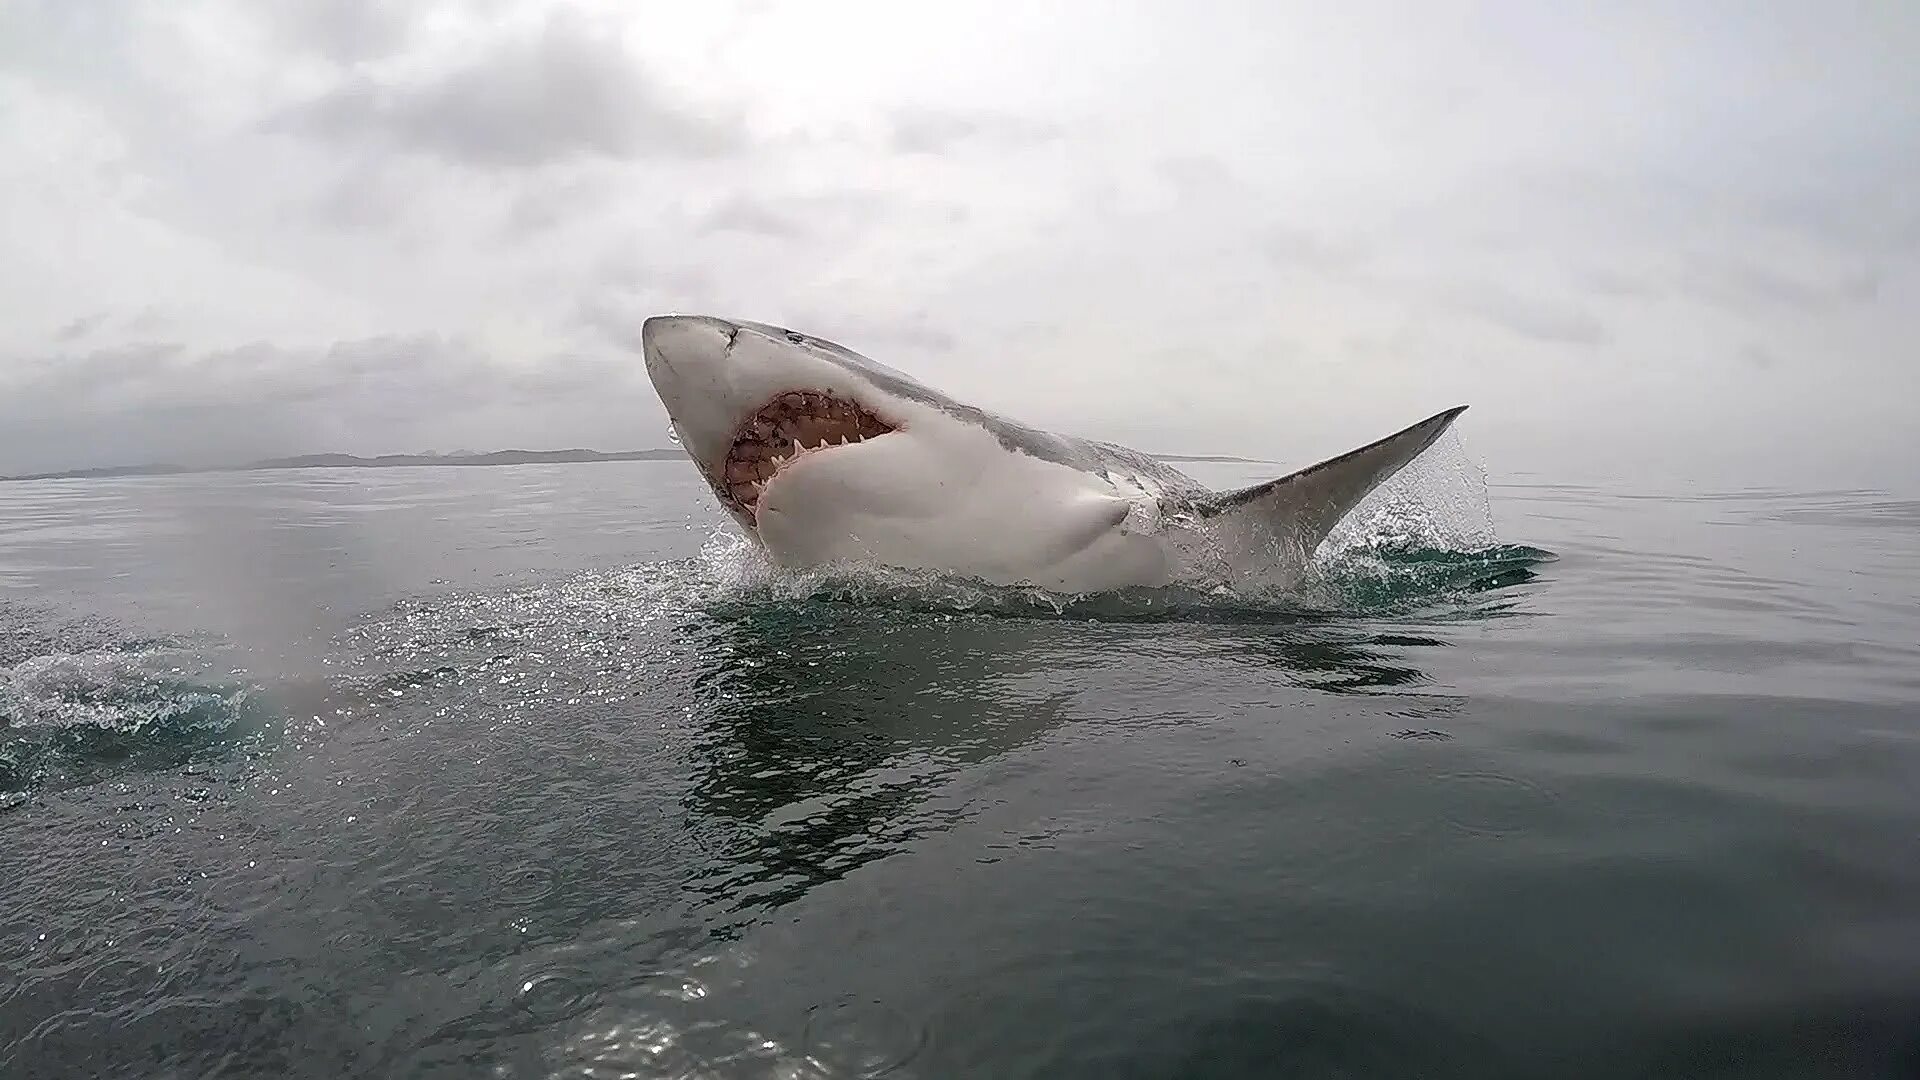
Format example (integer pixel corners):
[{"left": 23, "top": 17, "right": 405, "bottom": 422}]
[{"left": 1196, "top": 405, "right": 1468, "bottom": 555}]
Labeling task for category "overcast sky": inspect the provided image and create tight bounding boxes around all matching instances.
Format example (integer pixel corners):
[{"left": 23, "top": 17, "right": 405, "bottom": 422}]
[{"left": 2, "top": 0, "right": 1915, "bottom": 485}]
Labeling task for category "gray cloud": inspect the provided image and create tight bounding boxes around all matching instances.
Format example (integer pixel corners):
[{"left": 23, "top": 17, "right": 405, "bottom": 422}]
[
  {"left": 1756, "top": 189, "right": 1920, "bottom": 259},
  {"left": 575, "top": 294, "right": 653, "bottom": 354},
  {"left": 53, "top": 313, "right": 107, "bottom": 342},
  {"left": 305, "top": 159, "right": 413, "bottom": 232},
  {"left": 270, "top": 12, "right": 744, "bottom": 168},
  {"left": 698, "top": 195, "right": 811, "bottom": 240},
  {"left": 121, "top": 308, "right": 170, "bottom": 335},
  {"left": 1678, "top": 257, "right": 1885, "bottom": 313},
  {"left": 10, "top": 337, "right": 480, "bottom": 415},
  {"left": 0, "top": 334, "right": 657, "bottom": 475},
  {"left": 1155, "top": 155, "right": 1236, "bottom": 199},
  {"left": 3, "top": 0, "right": 1917, "bottom": 483},
  {"left": 41, "top": 308, "right": 179, "bottom": 349},
  {"left": 835, "top": 319, "right": 960, "bottom": 356},
  {"left": 269, "top": 0, "right": 422, "bottom": 62},
  {"left": 1576, "top": 266, "right": 1662, "bottom": 300},
  {"left": 693, "top": 190, "right": 898, "bottom": 241},
  {"left": 888, "top": 109, "right": 1061, "bottom": 155},
  {"left": 1261, "top": 225, "right": 1371, "bottom": 274},
  {"left": 1447, "top": 283, "right": 1610, "bottom": 347}
]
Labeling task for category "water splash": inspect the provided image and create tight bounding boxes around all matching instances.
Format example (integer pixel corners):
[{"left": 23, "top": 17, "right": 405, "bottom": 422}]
[
  {"left": 0, "top": 639, "right": 271, "bottom": 795},
  {"left": 1324, "top": 426, "right": 1499, "bottom": 556},
  {"left": 678, "top": 542, "right": 1550, "bottom": 625}
]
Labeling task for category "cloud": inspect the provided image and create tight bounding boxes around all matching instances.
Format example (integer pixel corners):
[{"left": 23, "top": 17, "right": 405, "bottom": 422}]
[
  {"left": 1577, "top": 266, "right": 1662, "bottom": 300},
  {"left": 1261, "top": 225, "right": 1371, "bottom": 274},
  {"left": 887, "top": 108, "right": 1061, "bottom": 155},
  {"left": 1445, "top": 283, "right": 1610, "bottom": 347},
  {"left": 697, "top": 195, "right": 810, "bottom": 240},
  {"left": 45, "top": 309, "right": 177, "bottom": 348},
  {"left": 1755, "top": 188, "right": 1920, "bottom": 259},
  {"left": 575, "top": 293, "right": 655, "bottom": 354},
  {"left": 2, "top": 0, "right": 1917, "bottom": 483},
  {"left": 53, "top": 313, "right": 107, "bottom": 342},
  {"left": 0, "top": 334, "right": 658, "bottom": 475},
  {"left": 268, "top": 0, "right": 421, "bottom": 62},
  {"left": 270, "top": 11, "right": 745, "bottom": 168},
  {"left": 1155, "top": 155, "right": 1236, "bottom": 200},
  {"left": 1678, "top": 257, "right": 1885, "bottom": 313},
  {"left": 692, "top": 190, "right": 900, "bottom": 242},
  {"left": 825, "top": 319, "right": 960, "bottom": 356}
]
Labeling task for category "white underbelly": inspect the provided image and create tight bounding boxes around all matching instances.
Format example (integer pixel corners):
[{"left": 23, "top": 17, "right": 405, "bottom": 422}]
[{"left": 751, "top": 433, "right": 1180, "bottom": 592}]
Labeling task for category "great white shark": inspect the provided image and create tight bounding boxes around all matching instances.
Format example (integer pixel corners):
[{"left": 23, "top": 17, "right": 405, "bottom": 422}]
[{"left": 641, "top": 314, "right": 1466, "bottom": 593}]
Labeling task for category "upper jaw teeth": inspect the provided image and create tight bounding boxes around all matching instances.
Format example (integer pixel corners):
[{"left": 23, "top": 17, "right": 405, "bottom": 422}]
[
  {"left": 781, "top": 435, "right": 849, "bottom": 455},
  {"left": 720, "top": 388, "right": 898, "bottom": 511}
]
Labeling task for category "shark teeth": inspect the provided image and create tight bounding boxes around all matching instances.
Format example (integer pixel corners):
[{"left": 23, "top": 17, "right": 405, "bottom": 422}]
[{"left": 720, "top": 387, "right": 898, "bottom": 516}]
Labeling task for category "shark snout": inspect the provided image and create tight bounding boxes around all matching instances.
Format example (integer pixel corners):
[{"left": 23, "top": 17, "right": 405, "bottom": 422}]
[
  {"left": 641, "top": 314, "right": 738, "bottom": 381},
  {"left": 639, "top": 314, "right": 758, "bottom": 483}
]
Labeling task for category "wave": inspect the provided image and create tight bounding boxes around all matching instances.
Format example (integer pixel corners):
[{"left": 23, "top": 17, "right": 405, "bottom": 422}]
[{"left": 0, "top": 631, "right": 271, "bottom": 797}]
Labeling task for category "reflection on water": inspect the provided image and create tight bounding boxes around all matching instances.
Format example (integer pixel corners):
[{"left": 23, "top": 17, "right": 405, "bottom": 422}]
[
  {"left": 680, "top": 604, "right": 1083, "bottom": 921},
  {"left": 1208, "top": 624, "right": 1440, "bottom": 692},
  {"left": 659, "top": 539, "right": 1551, "bottom": 931}
]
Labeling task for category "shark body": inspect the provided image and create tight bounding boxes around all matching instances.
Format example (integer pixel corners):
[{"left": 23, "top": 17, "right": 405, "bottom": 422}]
[{"left": 641, "top": 314, "right": 1464, "bottom": 593}]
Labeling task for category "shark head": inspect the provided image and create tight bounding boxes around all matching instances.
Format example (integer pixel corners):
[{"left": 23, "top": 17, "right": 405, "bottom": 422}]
[
  {"left": 643, "top": 314, "right": 1103, "bottom": 574},
  {"left": 641, "top": 313, "right": 1468, "bottom": 593},
  {"left": 643, "top": 315, "right": 903, "bottom": 530}
]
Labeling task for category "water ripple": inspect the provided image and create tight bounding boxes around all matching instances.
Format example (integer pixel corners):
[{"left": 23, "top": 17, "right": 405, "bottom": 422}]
[
  {"left": 803, "top": 996, "right": 928, "bottom": 1077},
  {"left": 1432, "top": 770, "right": 1563, "bottom": 838}
]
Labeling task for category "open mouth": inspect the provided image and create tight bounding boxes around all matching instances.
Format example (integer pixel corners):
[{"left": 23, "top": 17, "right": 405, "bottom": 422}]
[{"left": 718, "top": 390, "right": 895, "bottom": 516}]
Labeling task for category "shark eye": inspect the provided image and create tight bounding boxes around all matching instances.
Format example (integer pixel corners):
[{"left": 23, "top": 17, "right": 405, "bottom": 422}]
[{"left": 785, "top": 332, "right": 806, "bottom": 344}]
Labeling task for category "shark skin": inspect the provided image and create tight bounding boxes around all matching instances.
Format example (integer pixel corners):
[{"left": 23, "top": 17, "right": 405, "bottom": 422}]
[{"left": 640, "top": 314, "right": 1465, "bottom": 593}]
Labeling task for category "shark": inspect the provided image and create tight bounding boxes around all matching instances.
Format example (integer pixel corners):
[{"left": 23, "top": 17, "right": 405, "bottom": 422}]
[{"left": 641, "top": 314, "right": 1466, "bottom": 593}]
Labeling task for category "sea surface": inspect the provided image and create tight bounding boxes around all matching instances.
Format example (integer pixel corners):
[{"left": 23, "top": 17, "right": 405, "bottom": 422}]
[{"left": 3, "top": 442, "right": 1918, "bottom": 1078}]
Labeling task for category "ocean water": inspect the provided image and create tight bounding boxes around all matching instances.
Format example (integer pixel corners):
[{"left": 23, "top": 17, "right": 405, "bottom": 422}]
[{"left": 2, "top": 445, "right": 1918, "bottom": 1079}]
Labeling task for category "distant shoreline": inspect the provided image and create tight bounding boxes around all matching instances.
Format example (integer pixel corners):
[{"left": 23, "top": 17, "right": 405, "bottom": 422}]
[{"left": 1, "top": 448, "right": 1270, "bottom": 483}]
